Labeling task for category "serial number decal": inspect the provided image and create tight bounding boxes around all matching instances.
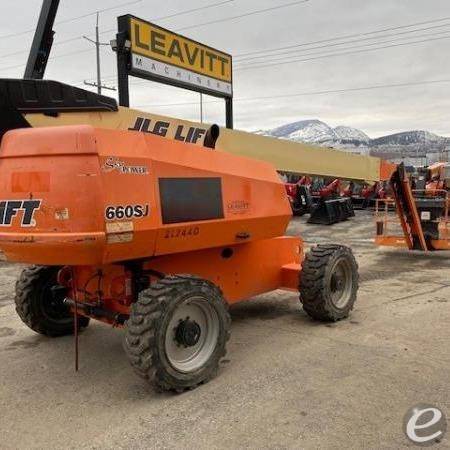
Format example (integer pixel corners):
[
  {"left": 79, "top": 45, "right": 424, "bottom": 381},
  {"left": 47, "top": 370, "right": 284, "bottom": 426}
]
[
  {"left": 0, "top": 199, "right": 41, "bottom": 227},
  {"left": 105, "top": 204, "right": 149, "bottom": 221},
  {"left": 164, "top": 226, "right": 200, "bottom": 239}
]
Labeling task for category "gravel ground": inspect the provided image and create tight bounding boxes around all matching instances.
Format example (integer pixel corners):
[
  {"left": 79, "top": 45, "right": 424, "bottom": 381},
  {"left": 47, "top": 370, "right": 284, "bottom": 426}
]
[{"left": 0, "top": 211, "right": 449, "bottom": 449}]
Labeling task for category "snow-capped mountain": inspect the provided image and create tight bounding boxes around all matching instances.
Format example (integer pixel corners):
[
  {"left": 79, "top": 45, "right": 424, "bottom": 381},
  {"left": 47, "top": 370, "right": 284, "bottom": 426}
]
[
  {"left": 257, "top": 120, "right": 450, "bottom": 160},
  {"left": 333, "top": 126, "right": 370, "bottom": 144},
  {"left": 269, "top": 120, "right": 335, "bottom": 144},
  {"left": 370, "top": 130, "right": 447, "bottom": 147},
  {"left": 259, "top": 119, "right": 370, "bottom": 147},
  {"left": 369, "top": 130, "right": 450, "bottom": 163}
]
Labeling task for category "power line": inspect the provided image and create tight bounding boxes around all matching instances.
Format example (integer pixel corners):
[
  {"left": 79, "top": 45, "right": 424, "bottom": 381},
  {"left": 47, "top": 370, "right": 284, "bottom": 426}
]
[
  {"left": 58, "top": 13, "right": 450, "bottom": 61},
  {"left": 0, "top": 0, "right": 235, "bottom": 60},
  {"left": 54, "top": 20, "right": 450, "bottom": 70},
  {"left": 96, "top": 0, "right": 309, "bottom": 36},
  {"left": 97, "top": 0, "right": 236, "bottom": 36},
  {"left": 85, "top": 14, "right": 450, "bottom": 71},
  {"left": 83, "top": 19, "right": 450, "bottom": 78},
  {"left": 55, "top": 0, "right": 142, "bottom": 25},
  {"left": 0, "top": 0, "right": 309, "bottom": 73},
  {"left": 234, "top": 15, "right": 450, "bottom": 59},
  {"left": 134, "top": 79, "right": 450, "bottom": 108},
  {"left": 16, "top": 27, "right": 450, "bottom": 78},
  {"left": 150, "top": 0, "right": 234, "bottom": 21},
  {"left": 234, "top": 22, "right": 450, "bottom": 64},
  {"left": 4, "top": 13, "right": 450, "bottom": 63},
  {"left": 0, "top": 35, "right": 89, "bottom": 59},
  {"left": 3, "top": 4, "right": 449, "bottom": 93},
  {"left": 235, "top": 34, "right": 450, "bottom": 72},
  {"left": 73, "top": 15, "right": 450, "bottom": 79},
  {"left": 71, "top": 27, "right": 450, "bottom": 89},
  {"left": 234, "top": 29, "right": 450, "bottom": 68},
  {"left": 176, "top": 0, "right": 310, "bottom": 32},
  {"left": 0, "top": 48, "right": 95, "bottom": 72},
  {"left": 0, "top": 0, "right": 142, "bottom": 40}
]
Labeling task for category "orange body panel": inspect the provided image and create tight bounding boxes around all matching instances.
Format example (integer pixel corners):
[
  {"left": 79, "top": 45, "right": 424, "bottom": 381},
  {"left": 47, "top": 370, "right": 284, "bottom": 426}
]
[
  {"left": 374, "top": 235, "right": 408, "bottom": 248},
  {"left": 380, "top": 160, "right": 397, "bottom": 181},
  {"left": 149, "top": 236, "right": 302, "bottom": 303},
  {"left": 71, "top": 236, "right": 302, "bottom": 322},
  {"left": 429, "top": 239, "right": 450, "bottom": 250},
  {"left": 375, "top": 235, "right": 450, "bottom": 251},
  {"left": 0, "top": 125, "right": 291, "bottom": 265}
]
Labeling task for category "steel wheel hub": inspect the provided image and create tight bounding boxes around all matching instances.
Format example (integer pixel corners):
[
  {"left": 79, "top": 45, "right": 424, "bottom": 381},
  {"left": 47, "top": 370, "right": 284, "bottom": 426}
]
[
  {"left": 41, "top": 282, "right": 71, "bottom": 323},
  {"left": 165, "top": 297, "right": 219, "bottom": 373},
  {"left": 175, "top": 318, "right": 202, "bottom": 347},
  {"left": 329, "top": 258, "right": 353, "bottom": 309}
]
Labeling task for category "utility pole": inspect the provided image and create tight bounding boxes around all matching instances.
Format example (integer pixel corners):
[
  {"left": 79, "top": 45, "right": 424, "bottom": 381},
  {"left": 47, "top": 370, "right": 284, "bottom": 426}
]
[
  {"left": 200, "top": 93, "right": 203, "bottom": 123},
  {"left": 83, "top": 12, "right": 115, "bottom": 94}
]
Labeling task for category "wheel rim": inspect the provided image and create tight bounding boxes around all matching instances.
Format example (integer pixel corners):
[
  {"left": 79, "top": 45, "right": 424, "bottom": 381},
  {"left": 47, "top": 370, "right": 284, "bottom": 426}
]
[
  {"left": 165, "top": 296, "right": 219, "bottom": 373},
  {"left": 328, "top": 257, "right": 353, "bottom": 309},
  {"left": 40, "top": 279, "right": 72, "bottom": 324}
]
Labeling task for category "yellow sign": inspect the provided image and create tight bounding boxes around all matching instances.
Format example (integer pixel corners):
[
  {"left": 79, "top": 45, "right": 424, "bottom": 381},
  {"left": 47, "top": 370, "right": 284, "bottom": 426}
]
[{"left": 128, "top": 16, "right": 233, "bottom": 97}]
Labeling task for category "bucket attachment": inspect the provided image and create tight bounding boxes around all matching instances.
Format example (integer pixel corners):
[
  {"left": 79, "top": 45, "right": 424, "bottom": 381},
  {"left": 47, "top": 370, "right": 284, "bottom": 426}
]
[
  {"left": 307, "top": 197, "right": 354, "bottom": 225},
  {"left": 351, "top": 196, "right": 369, "bottom": 210},
  {"left": 292, "top": 185, "right": 313, "bottom": 216}
]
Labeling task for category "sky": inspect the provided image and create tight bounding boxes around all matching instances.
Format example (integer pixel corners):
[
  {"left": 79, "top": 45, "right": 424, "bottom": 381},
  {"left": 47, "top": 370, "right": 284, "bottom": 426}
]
[{"left": 1, "top": 0, "right": 450, "bottom": 137}]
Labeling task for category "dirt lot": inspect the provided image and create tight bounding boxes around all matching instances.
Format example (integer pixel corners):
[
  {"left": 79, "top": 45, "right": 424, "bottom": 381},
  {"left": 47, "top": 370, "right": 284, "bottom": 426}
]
[{"left": 0, "top": 211, "right": 449, "bottom": 449}]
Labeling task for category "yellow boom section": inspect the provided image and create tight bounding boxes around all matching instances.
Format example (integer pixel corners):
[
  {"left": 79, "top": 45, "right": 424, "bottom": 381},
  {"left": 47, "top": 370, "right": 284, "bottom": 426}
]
[{"left": 26, "top": 106, "right": 382, "bottom": 181}]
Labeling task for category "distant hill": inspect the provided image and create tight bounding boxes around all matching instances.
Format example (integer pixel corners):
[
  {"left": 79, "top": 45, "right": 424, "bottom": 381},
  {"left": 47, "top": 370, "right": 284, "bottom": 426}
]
[
  {"left": 258, "top": 119, "right": 370, "bottom": 146},
  {"left": 256, "top": 120, "right": 450, "bottom": 161}
]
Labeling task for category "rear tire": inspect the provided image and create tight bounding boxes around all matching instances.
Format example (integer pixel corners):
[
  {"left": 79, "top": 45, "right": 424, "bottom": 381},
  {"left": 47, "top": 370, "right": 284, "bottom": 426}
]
[
  {"left": 124, "top": 275, "right": 231, "bottom": 392},
  {"left": 15, "top": 265, "right": 90, "bottom": 336},
  {"left": 300, "top": 245, "right": 358, "bottom": 321}
]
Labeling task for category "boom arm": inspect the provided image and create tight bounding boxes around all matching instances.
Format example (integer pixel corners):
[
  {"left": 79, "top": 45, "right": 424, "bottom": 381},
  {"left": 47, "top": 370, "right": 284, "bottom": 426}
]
[
  {"left": 24, "top": 0, "right": 60, "bottom": 79},
  {"left": 389, "top": 164, "right": 427, "bottom": 251},
  {"left": 16, "top": 1, "right": 395, "bottom": 183}
]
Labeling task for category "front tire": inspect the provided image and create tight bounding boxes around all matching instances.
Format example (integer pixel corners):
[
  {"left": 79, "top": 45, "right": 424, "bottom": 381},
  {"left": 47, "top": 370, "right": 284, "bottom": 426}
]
[
  {"left": 300, "top": 245, "right": 358, "bottom": 321},
  {"left": 124, "top": 275, "right": 231, "bottom": 392},
  {"left": 15, "top": 265, "right": 90, "bottom": 336}
]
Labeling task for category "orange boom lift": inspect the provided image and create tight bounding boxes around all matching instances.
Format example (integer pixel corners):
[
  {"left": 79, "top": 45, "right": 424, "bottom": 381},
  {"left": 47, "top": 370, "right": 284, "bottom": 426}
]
[
  {"left": 0, "top": 0, "right": 368, "bottom": 391},
  {"left": 375, "top": 163, "right": 450, "bottom": 251},
  {"left": 0, "top": 124, "right": 359, "bottom": 391}
]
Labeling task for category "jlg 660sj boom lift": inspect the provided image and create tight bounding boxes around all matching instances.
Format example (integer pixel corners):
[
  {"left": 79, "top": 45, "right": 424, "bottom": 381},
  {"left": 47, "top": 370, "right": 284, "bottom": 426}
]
[
  {"left": 0, "top": 124, "right": 358, "bottom": 391},
  {"left": 0, "top": 0, "right": 363, "bottom": 391}
]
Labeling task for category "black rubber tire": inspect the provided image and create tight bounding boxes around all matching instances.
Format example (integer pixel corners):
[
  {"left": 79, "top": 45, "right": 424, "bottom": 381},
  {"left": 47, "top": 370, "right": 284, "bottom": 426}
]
[
  {"left": 299, "top": 245, "right": 358, "bottom": 321},
  {"left": 15, "top": 265, "right": 90, "bottom": 337},
  {"left": 123, "top": 275, "right": 231, "bottom": 392}
]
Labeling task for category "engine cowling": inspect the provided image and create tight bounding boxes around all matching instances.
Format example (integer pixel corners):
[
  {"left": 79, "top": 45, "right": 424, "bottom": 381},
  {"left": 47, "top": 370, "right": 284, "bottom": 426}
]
[{"left": 0, "top": 125, "right": 291, "bottom": 265}]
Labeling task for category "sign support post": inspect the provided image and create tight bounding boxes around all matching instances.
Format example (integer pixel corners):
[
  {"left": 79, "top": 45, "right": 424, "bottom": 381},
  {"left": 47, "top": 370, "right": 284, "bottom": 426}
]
[
  {"left": 115, "top": 16, "right": 130, "bottom": 107},
  {"left": 226, "top": 97, "right": 233, "bottom": 129},
  {"left": 114, "top": 15, "right": 233, "bottom": 128}
]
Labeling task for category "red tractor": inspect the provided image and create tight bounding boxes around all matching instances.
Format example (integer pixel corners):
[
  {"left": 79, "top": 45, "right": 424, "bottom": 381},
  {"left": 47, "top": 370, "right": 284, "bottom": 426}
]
[
  {"left": 308, "top": 179, "right": 354, "bottom": 225},
  {"left": 284, "top": 176, "right": 312, "bottom": 216}
]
